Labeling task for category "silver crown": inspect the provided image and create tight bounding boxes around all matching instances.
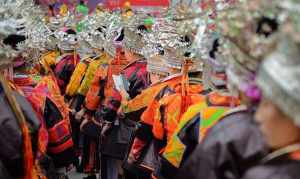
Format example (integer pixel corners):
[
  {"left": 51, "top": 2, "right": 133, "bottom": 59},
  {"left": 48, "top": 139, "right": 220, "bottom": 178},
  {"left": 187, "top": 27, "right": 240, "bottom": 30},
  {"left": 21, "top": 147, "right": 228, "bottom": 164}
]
[
  {"left": 257, "top": 36, "right": 300, "bottom": 126},
  {"left": 0, "top": 0, "right": 46, "bottom": 69}
]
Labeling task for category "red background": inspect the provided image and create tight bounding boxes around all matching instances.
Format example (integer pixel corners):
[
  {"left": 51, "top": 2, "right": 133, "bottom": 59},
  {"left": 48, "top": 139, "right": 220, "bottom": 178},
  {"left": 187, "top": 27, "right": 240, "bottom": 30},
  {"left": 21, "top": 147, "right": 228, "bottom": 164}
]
[{"left": 105, "top": 0, "right": 169, "bottom": 9}]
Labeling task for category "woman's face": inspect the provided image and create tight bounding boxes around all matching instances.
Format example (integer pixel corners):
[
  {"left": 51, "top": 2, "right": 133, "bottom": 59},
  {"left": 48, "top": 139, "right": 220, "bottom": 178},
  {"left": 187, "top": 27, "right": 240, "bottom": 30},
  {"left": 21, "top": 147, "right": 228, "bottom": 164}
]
[{"left": 255, "top": 98, "right": 300, "bottom": 150}]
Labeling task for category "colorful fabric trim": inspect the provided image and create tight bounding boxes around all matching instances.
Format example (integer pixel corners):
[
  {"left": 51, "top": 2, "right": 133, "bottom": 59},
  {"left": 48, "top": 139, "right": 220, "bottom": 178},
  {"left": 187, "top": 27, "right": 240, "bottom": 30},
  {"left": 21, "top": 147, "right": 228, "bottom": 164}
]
[
  {"left": 65, "top": 61, "right": 88, "bottom": 96},
  {"left": 78, "top": 55, "right": 109, "bottom": 96}
]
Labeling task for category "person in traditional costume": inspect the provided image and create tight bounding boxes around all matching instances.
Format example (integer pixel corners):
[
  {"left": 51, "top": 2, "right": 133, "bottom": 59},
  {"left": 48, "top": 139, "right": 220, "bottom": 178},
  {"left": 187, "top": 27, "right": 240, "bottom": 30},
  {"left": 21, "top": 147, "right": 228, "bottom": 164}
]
[
  {"left": 16, "top": 28, "right": 78, "bottom": 179},
  {"left": 118, "top": 48, "right": 194, "bottom": 179},
  {"left": 98, "top": 24, "right": 152, "bottom": 179},
  {"left": 120, "top": 17, "right": 191, "bottom": 179},
  {"left": 156, "top": 37, "right": 242, "bottom": 179},
  {"left": 240, "top": 3, "right": 300, "bottom": 176},
  {"left": 24, "top": 72, "right": 76, "bottom": 179},
  {"left": 241, "top": 38, "right": 300, "bottom": 179},
  {"left": 123, "top": 25, "right": 195, "bottom": 168},
  {"left": 124, "top": 36, "right": 209, "bottom": 179},
  {"left": 175, "top": 3, "right": 279, "bottom": 179},
  {"left": 0, "top": 8, "right": 44, "bottom": 178},
  {"left": 66, "top": 47, "right": 111, "bottom": 173},
  {"left": 72, "top": 22, "right": 122, "bottom": 177},
  {"left": 75, "top": 29, "right": 128, "bottom": 179},
  {"left": 54, "top": 28, "right": 80, "bottom": 95},
  {"left": 0, "top": 76, "right": 41, "bottom": 179},
  {"left": 74, "top": 15, "right": 150, "bottom": 178}
]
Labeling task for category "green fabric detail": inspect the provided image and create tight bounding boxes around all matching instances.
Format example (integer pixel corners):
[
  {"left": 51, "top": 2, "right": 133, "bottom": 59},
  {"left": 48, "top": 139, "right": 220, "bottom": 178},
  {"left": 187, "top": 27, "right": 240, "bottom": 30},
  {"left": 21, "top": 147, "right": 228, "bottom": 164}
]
[
  {"left": 144, "top": 17, "right": 154, "bottom": 26},
  {"left": 122, "top": 103, "right": 130, "bottom": 113},
  {"left": 167, "top": 107, "right": 180, "bottom": 124},
  {"left": 176, "top": 102, "right": 207, "bottom": 131},
  {"left": 76, "top": 4, "right": 89, "bottom": 15},
  {"left": 163, "top": 135, "right": 186, "bottom": 168},
  {"left": 32, "top": 75, "right": 42, "bottom": 83},
  {"left": 77, "top": 59, "right": 102, "bottom": 95},
  {"left": 76, "top": 22, "right": 85, "bottom": 32},
  {"left": 201, "top": 108, "right": 226, "bottom": 128}
]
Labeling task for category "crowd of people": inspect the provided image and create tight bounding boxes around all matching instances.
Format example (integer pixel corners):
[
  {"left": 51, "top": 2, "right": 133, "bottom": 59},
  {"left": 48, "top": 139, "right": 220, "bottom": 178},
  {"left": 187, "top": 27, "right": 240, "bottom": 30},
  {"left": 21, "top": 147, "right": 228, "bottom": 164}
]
[{"left": 0, "top": 0, "right": 300, "bottom": 179}]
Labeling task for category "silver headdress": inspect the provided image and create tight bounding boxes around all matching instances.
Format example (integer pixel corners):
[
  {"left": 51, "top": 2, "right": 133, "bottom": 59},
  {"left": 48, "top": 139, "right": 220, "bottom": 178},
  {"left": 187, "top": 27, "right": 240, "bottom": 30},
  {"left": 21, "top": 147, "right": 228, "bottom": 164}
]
[
  {"left": 80, "top": 11, "right": 111, "bottom": 50},
  {"left": 257, "top": 36, "right": 300, "bottom": 125},
  {"left": 0, "top": 0, "right": 46, "bottom": 68},
  {"left": 55, "top": 29, "right": 78, "bottom": 51},
  {"left": 256, "top": 0, "right": 300, "bottom": 125},
  {"left": 145, "top": 16, "right": 194, "bottom": 70},
  {"left": 123, "top": 13, "right": 150, "bottom": 55},
  {"left": 204, "top": 0, "right": 279, "bottom": 93},
  {"left": 102, "top": 12, "right": 123, "bottom": 57}
]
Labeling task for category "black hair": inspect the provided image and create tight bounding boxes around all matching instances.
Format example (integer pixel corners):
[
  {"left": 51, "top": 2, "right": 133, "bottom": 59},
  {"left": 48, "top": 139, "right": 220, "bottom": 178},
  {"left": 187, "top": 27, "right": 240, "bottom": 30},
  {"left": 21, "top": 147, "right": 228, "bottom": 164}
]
[
  {"left": 115, "top": 28, "right": 124, "bottom": 42},
  {"left": 16, "top": 26, "right": 25, "bottom": 32},
  {"left": 209, "top": 39, "right": 220, "bottom": 59},
  {"left": 80, "top": 0, "right": 85, "bottom": 5},
  {"left": 48, "top": 4, "right": 55, "bottom": 16},
  {"left": 97, "top": 26, "right": 107, "bottom": 32},
  {"left": 256, "top": 16, "right": 279, "bottom": 37},
  {"left": 48, "top": 4, "right": 54, "bottom": 10},
  {"left": 184, "top": 51, "right": 191, "bottom": 58},
  {"left": 180, "top": 35, "right": 192, "bottom": 47},
  {"left": 157, "top": 44, "right": 164, "bottom": 55},
  {"left": 96, "top": 26, "right": 107, "bottom": 38},
  {"left": 3, "top": 34, "right": 26, "bottom": 50},
  {"left": 137, "top": 25, "right": 147, "bottom": 35},
  {"left": 96, "top": 27, "right": 103, "bottom": 33},
  {"left": 66, "top": 29, "right": 77, "bottom": 35},
  {"left": 188, "top": 71, "right": 202, "bottom": 78}
]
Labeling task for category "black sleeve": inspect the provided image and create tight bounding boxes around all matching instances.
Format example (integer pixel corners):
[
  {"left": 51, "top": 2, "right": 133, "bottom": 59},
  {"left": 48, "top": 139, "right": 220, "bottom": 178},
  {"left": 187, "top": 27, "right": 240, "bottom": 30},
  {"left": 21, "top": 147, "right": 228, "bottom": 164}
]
[
  {"left": 43, "top": 97, "right": 63, "bottom": 128},
  {"left": 70, "top": 94, "right": 86, "bottom": 112},
  {"left": 135, "top": 122, "right": 153, "bottom": 142}
]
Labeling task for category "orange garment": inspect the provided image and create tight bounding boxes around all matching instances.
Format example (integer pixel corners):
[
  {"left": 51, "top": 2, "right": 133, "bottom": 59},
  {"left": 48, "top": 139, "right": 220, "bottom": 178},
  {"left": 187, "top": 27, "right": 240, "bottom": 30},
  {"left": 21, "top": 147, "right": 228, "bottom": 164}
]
[
  {"left": 78, "top": 54, "right": 110, "bottom": 96},
  {"left": 104, "top": 53, "right": 129, "bottom": 99},
  {"left": 200, "top": 92, "right": 241, "bottom": 140},
  {"left": 141, "top": 83, "right": 203, "bottom": 127},
  {"left": 65, "top": 61, "right": 89, "bottom": 97},
  {"left": 127, "top": 81, "right": 204, "bottom": 169},
  {"left": 162, "top": 91, "right": 240, "bottom": 169},
  {"left": 139, "top": 77, "right": 181, "bottom": 125},
  {"left": 124, "top": 76, "right": 182, "bottom": 113},
  {"left": 85, "top": 51, "right": 130, "bottom": 111},
  {"left": 26, "top": 90, "right": 48, "bottom": 155},
  {"left": 28, "top": 76, "right": 74, "bottom": 154},
  {"left": 85, "top": 65, "right": 108, "bottom": 111},
  {"left": 152, "top": 92, "right": 205, "bottom": 141},
  {"left": 40, "top": 51, "right": 59, "bottom": 73},
  {"left": 36, "top": 75, "right": 70, "bottom": 120}
]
